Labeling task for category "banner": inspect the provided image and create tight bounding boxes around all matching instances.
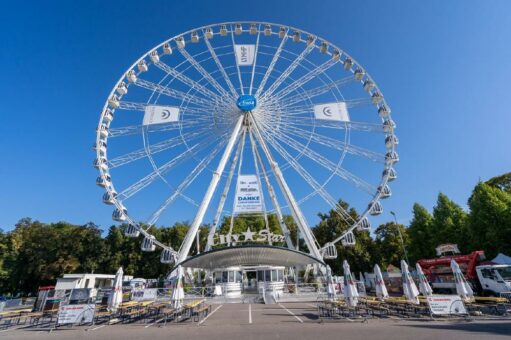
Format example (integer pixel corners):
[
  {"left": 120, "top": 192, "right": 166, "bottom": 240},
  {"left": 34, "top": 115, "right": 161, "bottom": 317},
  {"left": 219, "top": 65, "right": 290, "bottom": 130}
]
[
  {"left": 234, "top": 174, "right": 262, "bottom": 213},
  {"left": 57, "top": 304, "right": 95, "bottom": 325},
  {"left": 143, "top": 105, "right": 180, "bottom": 125},
  {"left": 313, "top": 102, "right": 350, "bottom": 121},
  {"left": 235, "top": 45, "right": 255, "bottom": 66},
  {"left": 426, "top": 295, "right": 467, "bottom": 315},
  {"left": 131, "top": 288, "right": 158, "bottom": 301}
]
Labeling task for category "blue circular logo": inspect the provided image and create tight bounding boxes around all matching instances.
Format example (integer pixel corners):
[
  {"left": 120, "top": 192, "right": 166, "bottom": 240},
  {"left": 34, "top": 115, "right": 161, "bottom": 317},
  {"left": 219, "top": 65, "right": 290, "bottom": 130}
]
[{"left": 236, "top": 95, "right": 257, "bottom": 112}]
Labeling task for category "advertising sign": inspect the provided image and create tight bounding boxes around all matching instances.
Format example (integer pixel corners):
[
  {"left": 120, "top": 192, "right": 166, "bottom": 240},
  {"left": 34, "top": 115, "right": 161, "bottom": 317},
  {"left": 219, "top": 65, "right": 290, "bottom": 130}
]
[
  {"left": 234, "top": 175, "right": 262, "bottom": 213},
  {"left": 57, "top": 304, "right": 95, "bottom": 325},
  {"left": 143, "top": 105, "right": 180, "bottom": 125},
  {"left": 131, "top": 288, "right": 158, "bottom": 301},
  {"left": 235, "top": 45, "right": 255, "bottom": 66},
  {"left": 313, "top": 102, "right": 350, "bottom": 122},
  {"left": 426, "top": 295, "right": 467, "bottom": 315}
]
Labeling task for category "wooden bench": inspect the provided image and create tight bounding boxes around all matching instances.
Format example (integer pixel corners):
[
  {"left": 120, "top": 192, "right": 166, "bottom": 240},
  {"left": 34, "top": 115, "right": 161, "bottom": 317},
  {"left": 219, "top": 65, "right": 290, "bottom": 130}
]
[{"left": 192, "top": 305, "right": 211, "bottom": 322}]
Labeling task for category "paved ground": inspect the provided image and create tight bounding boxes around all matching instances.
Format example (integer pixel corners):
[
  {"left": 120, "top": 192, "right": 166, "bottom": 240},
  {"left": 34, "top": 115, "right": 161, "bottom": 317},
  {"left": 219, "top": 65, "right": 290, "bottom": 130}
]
[{"left": 1, "top": 303, "right": 510, "bottom": 340}]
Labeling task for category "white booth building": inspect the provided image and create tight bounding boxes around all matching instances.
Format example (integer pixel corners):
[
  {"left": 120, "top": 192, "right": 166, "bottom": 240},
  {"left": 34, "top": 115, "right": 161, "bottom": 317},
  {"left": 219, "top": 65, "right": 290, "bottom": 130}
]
[{"left": 55, "top": 274, "right": 116, "bottom": 290}]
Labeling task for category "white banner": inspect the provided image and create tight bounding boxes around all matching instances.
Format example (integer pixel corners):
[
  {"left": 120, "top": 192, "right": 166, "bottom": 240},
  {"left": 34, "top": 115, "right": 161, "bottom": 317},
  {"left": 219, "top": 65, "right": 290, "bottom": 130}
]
[
  {"left": 426, "top": 295, "right": 467, "bottom": 315},
  {"left": 234, "top": 174, "right": 262, "bottom": 213},
  {"left": 235, "top": 45, "right": 255, "bottom": 66},
  {"left": 143, "top": 105, "right": 180, "bottom": 125},
  {"left": 57, "top": 304, "right": 95, "bottom": 325},
  {"left": 131, "top": 288, "right": 158, "bottom": 301},
  {"left": 313, "top": 102, "right": 350, "bottom": 121}
]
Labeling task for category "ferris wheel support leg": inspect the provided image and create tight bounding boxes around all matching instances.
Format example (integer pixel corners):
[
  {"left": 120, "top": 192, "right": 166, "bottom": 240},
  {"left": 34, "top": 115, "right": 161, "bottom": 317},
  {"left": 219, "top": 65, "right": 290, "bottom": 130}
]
[
  {"left": 176, "top": 115, "right": 245, "bottom": 264},
  {"left": 248, "top": 113, "right": 323, "bottom": 261}
]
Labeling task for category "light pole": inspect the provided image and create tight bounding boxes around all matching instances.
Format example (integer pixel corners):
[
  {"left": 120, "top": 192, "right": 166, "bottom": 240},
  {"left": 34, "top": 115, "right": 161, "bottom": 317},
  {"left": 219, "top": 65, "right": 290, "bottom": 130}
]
[{"left": 390, "top": 211, "right": 410, "bottom": 264}]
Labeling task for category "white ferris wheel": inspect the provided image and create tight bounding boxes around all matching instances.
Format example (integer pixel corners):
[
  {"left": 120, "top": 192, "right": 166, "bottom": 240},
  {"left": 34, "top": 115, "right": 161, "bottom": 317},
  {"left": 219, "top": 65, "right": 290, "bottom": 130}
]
[{"left": 93, "top": 22, "right": 398, "bottom": 268}]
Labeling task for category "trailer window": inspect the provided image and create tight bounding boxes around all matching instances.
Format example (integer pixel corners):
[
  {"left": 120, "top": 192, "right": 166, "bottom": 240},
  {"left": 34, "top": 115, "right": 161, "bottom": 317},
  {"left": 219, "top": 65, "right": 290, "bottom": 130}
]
[
  {"left": 481, "top": 269, "right": 496, "bottom": 279},
  {"left": 497, "top": 267, "right": 511, "bottom": 280}
]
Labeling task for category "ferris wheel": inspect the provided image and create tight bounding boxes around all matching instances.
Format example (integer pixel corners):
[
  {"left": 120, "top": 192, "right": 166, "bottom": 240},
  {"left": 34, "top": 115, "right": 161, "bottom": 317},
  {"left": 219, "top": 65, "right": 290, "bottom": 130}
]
[{"left": 93, "top": 22, "right": 398, "bottom": 266}]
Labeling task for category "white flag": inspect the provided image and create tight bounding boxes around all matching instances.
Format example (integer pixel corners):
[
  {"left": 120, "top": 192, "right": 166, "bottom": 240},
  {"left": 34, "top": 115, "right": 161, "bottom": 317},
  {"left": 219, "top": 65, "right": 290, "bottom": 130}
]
[
  {"left": 143, "top": 105, "right": 180, "bottom": 125},
  {"left": 235, "top": 45, "right": 255, "bottom": 66},
  {"left": 313, "top": 102, "right": 350, "bottom": 122}
]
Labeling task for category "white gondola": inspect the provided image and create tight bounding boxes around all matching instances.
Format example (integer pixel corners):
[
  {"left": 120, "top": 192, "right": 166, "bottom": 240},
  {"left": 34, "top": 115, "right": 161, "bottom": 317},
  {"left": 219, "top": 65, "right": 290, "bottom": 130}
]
[
  {"left": 112, "top": 205, "right": 128, "bottom": 222},
  {"left": 383, "top": 119, "right": 396, "bottom": 133},
  {"left": 93, "top": 140, "right": 107, "bottom": 154},
  {"left": 93, "top": 157, "right": 108, "bottom": 170},
  {"left": 378, "top": 184, "right": 392, "bottom": 198},
  {"left": 250, "top": 23, "right": 257, "bottom": 35},
  {"left": 292, "top": 31, "right": 300, "bottom": 42},
  {"left": 163, "top": 43, "right": 172, "bottom": 55},
  {"left": 150, "top": 50, "right": 159, "bottom": 63},
  {"left": 369, "top": 201, "right": 383, "bottom": 216},
  {"left": 116, "top": 82, "right": 128, "bottom": 95},
  {"left": 234, "top": 23, "right": 242, "bottom": 35},
  {"left": 356, "top": 217, "right": 371, "bottom": 231},
  {"left": 125, "top": 224, "right": 140, "bottom": 237},
  {"left": 319, "top": 41, "right": 328, "bottom": 54},
  {"left": 137, "top": 60, "right": 148, "bottom": 72},
  {"left": 102, "top": 109, "right": 114, "bottom": 124},
  {"left": 344, "top": 58, "right": 353, "bottom": 70},
  {"left": 141, "top": 235, "right": 156, "bottom": 252},
  {"left": 191, "top": 31, "right": 199, "bottom": 43},
  {"left": 383, "top": 168, "right": 397, "bottom": 181},
  {"left": 97, "top": 124, "right": 109, "bottom": 138},
  {"left": 385, "top": 151, "right": 399, "bottom": 165},
  {"left": 220, "top": 24, "right": 228, "bottom": 36},
  {"left": 332, "top": 49, "right": 341, "bottom": 61},
  {"left": 126, "top": 70, "right": 137, "bottom": 83},
  {"left": 160, "top": 248, "right": 175, "bottom": 264},
  {"left": 354, "top": 68, "right": 365, "bottom": 80},
  {"left": 371, "top": 92, "right": 383, "bottom": 104},
  {"left": 96, "top": 174, "right": 111, "bottom": 188},
  {"left": 204, "top": 27, "right": 213, "bottom": 39},
  {"left": 264, "top": 24, "right": 272, "bottom": 36},
  {"left": 322, "top": 242, "right": 338, "bottom": 259},
  {"left": 363, "top": 80, "right": 374, "bottom": 92},
  {"left": 378, "top": 105, "right": 390, "bottom": 118},
  {"left": 176, "top": 36, "right": 185, "bottom": 49},
  {"left": 306, "top": 35, "right": 314, "bottom": 46},
  {"left": 108, "top": 95, "right": 119, "bottom": 109},
  {"left": 102, "top": 191, "right": 117, "bottom": 205},
  {"left": 279, "top": 26, "right": 287, "bottom": 38},
  {"left": 341, "top": 231, "right": 356, "bottom": 246},
  {"left": 385, "top": 135, "right": 399, "bottom": 148}
]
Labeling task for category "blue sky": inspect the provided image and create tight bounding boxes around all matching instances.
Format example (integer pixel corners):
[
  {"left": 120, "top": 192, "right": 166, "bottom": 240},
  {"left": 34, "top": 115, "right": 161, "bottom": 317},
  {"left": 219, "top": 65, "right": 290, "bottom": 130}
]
[{"left": 1, "top": 0, "right": 510, "bottom": 232}]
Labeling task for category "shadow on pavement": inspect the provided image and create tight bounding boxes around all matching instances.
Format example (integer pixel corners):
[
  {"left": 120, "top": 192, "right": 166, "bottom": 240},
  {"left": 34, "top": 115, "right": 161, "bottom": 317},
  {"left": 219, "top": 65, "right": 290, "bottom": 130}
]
[{"left": 399, "top": 322, "right": 511, "bottom": 336}]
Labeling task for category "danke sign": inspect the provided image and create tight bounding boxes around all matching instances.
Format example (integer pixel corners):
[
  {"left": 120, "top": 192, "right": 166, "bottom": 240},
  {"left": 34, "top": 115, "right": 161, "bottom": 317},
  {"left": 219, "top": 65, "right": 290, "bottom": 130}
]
[{"left": 208, "top": 227, "right": 285, "bottom": 247}]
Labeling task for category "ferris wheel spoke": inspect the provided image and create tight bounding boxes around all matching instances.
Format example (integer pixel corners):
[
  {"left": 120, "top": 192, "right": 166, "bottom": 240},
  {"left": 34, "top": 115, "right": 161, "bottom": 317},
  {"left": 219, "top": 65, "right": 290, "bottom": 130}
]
[
  {"left": 118, "top": 100, "right": 230, "bottom": 118},
  {"left": 146, "top": 137, "right": 228, "bottom": 226},
  {"left": 254, "top": 27, "right": 289, "bottom": 97},
  {"left": 260, "top": 124, "right": 377, "bottom": 195},
  {"left": 230, "top": 25, "right": 245, "bottom": 95},
  {"left": 259, "top": 38, "right": 317, "bottom": 101},
  {"left": 153, "top": 61, "right": 231, "bottom": 105},
  {"left": 107, "top": 127, "right": 212, "bottom": 168},
  {"left": 258, "top": 128, "right": 356, "bottom": 225},
  {"left": 202, "top": 33, "right": 239, "bottom": 97},
  {"left": 275, "top": 117, "right": 383, "bottom": 133},
  {"left": 108, "top": 118, "right": 212, "bottom": 138},
  {"left": 177, "top": 45, "right": 233, "bottom": 98},
  {"left": 249, "top": 25, "right": 261, "bottom": 95}
]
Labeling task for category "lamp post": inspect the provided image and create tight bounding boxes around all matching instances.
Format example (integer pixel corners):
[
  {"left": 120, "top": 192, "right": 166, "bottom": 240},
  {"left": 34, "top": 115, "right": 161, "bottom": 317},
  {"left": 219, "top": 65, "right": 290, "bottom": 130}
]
[{"left": 390, "top": 211, "right": 410, "bottom": 264}]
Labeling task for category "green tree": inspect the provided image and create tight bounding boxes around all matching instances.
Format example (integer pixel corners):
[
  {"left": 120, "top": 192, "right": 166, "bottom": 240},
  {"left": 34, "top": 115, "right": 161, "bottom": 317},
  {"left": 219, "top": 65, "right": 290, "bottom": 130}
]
[
  {"left": 485, "top": 172, "right": 511, "bottom": 194},
  {"left": 431, "top": 193, "right": 468, "bottom": 251},
  {"left": 374, "top": 222, "right": 409, "bottom": 268},
  {"left": 407, "top": 203, "right": 435, "bottom": 263}
]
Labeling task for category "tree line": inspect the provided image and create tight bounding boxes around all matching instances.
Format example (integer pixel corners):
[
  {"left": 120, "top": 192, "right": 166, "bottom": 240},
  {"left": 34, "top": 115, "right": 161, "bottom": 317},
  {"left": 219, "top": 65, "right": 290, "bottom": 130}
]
[{"left": 1, "top": 173, "right": 510, "bottom": 295}]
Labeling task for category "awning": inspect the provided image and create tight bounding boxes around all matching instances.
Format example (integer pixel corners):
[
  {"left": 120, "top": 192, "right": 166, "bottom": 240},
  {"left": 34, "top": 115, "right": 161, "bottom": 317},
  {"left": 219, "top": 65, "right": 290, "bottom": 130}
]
[{"left": 177, "top": 245, "right": 324, "bottom": 270}]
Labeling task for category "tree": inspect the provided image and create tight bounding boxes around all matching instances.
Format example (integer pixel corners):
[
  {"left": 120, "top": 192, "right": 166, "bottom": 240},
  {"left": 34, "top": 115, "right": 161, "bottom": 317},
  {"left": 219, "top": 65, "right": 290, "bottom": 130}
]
[
  {"left": 374, "top": 222, "right": 409, "bottom": 268},
  {"left": 467, "top": 182, "right": 511, "bottom": 258},
  {"left": 485, "top": 172, "right": 511, "bottom": 194},
  {"left": 431, "top": 193, "right": 469, "bottom": 252},
  {"left": 407, "top": 203, "right": 435, "bottom": 263}
]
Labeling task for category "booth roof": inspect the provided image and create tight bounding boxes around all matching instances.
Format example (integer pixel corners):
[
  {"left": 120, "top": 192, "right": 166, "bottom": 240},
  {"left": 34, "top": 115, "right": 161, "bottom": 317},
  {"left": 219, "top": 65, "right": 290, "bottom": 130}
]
[{"left": 177, "top": 245, "right": 324, "bottom": 270}]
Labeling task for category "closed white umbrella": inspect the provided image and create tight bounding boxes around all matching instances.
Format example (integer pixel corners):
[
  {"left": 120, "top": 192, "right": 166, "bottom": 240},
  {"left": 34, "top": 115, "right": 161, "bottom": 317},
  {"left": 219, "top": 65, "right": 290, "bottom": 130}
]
[
  {"left": 343, "top": 260, "right": 359, "bottom": 307},
  {"left": 401, "top": 260, "right": 420, "bottom": 304},
  {"left": 416, "top": 263, "right": 433, "bottom": 296},
  {"left": 171, "top": 265, "right": 185, "bottom": 308},
  {"left": 374, "top": 264, "right": 389, "bottom": 301},
  {"left": 450, "top": 259, "right": 474, "bottom": 302},
  {"left": 326, "top": 266, "right": 336, "bottom": 300},
  {"left": 108, "top": 267, "right": 123, "bottom": 312}
]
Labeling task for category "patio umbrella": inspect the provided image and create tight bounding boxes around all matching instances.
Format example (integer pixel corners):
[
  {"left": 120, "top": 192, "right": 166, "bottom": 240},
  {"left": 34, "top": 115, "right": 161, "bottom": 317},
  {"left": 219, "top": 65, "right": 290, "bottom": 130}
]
[
  {"left": 107, "top": 267, "right": 123, "bottom": 312},
  {"left": 171, "top": 265, "right": 185, "bottom": 308},
  {"left": 343, "top": 260, "right": 359, "bottom": 307},
  {"left": 416, "top": 263, "right": 433, "bottom": 296},
  {"left": 326, "top": 266, "right": 336, "bottom": 300},
  {"left": 450, "top": 259, "right": 474, "bottom": 302},
  {"left": 401, "top": 260, "right": 420, "bottom": 304},
  {"left": 374, "top": 264, "right": 389, "bottom": 301}
]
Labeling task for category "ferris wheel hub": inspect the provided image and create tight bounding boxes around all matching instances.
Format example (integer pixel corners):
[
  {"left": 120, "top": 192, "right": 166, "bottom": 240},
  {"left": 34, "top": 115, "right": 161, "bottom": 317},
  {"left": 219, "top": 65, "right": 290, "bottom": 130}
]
[{"left": 236, "top": 94, "right": 257, "bottom": 112}]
